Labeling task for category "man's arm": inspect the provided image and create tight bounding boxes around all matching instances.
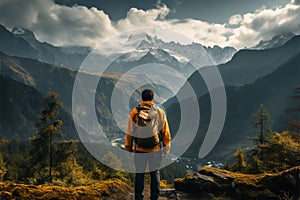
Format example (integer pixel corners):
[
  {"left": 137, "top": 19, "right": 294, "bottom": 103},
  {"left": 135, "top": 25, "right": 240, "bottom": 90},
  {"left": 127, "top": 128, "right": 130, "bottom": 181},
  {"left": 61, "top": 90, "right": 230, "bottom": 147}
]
[
  {"left": 159, "top": 109, "right": 171, "bottom": 155},
  {"left": 125, "top": 110, "right": 136, "bottom": 152}
]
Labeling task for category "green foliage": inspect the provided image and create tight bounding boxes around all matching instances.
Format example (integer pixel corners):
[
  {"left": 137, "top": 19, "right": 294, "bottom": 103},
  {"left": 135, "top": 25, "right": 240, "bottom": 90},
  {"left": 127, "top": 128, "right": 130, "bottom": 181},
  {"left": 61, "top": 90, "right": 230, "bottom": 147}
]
[
  {"left": 54, "top": 140, "right": 78, "bottom": 164},
  {"left": 245, "top": 131, "right": 300, "bottom": 173},
  {"left": 224, "top": 162, "right": 231, "bottom": 171},
  {"left": 160, "top": 162, "right": 187, "bottom": 183},
  {"left": 0, "top": 140, "right": 29, "bottom": 182},
  {"left": 4, "top": 154, "right": 27, "bottom": 182},
  {"left": 28, "top": 92, "right": 64, "bottom": 183},
  {"left": 231, "top": 148, "right": 247, "bottom": 173},
  {"left": 91, "top": 164, "right": 106, "bottom": 181},
  {"left": 247, "top": 155, "right": 264, "bottom": 174},
  {"left": 252, "top": 104, "right": 272, "bottom": 145},
  {"left": 230, "top": 100, "right": 300, "bottom": 174},
  {"left": 29, "top": 166, "right": 50, "bottom": 185},
  {"left": 54, "top": 156, "right": 92, "bottom": 186},
  {"left": 0, "top": 136, "right": 131, "bottom": 186},
  {"left": 261, "top": 131, "right": 300, "bottom": 172},
  {"left": 100, "top": 151, "right": 128, "bottom": 183},
  {"left": 0, "top": 154, "right": 7, "bottom": 180}
]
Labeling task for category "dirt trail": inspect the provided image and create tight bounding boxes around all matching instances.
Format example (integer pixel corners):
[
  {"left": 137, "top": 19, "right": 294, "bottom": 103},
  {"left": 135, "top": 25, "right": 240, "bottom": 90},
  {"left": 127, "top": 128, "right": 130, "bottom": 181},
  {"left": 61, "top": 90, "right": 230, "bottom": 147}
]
[
  {"left": 126, "top": 186, "right": 173, "bottom": 200},
  {"left": 125, "top": 186, "right": 201, "bottom": 200}
]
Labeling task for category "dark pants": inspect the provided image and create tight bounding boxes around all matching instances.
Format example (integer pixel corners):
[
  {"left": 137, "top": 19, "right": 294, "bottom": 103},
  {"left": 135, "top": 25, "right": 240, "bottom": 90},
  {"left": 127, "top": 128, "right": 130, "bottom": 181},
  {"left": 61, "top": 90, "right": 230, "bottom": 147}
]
[{"left": 134, "top": 150, "right": 162, "bottom": 200}]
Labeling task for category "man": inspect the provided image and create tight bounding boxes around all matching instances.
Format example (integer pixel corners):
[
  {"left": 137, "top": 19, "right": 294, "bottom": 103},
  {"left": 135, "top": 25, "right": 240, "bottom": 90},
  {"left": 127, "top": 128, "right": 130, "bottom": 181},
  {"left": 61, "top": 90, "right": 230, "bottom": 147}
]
[{"left": 125, "top": 89, "right": 171, "bottom": 200}]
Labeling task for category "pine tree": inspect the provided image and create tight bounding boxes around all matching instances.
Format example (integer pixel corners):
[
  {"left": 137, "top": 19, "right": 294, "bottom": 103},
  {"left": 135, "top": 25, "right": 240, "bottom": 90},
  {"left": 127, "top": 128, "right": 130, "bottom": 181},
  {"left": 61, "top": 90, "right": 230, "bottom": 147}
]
[
  {"left": 252, "top": 104, "right": 272, "bottom": 145},
  {"left": 247, "top": 105, "right": 272, "bottom": 174},
  {"left": 247, "top": 155, "right": 263, "bottom": 174},
  {"left": 263, "top": 131, "right": 300, "bottom": 172},
  {"left": 0, "top": 153, "right": 7, "bottom": 180},
  {"left": 29, "top": 92, "right": 63, "bottom": 183},
  {"left": 223, "top": 162, "right": 231, "bottom": 171},
  {"left": 55, "top": 155, "right": 92, "bottom": 186},
  {"left": 231, "top": 148, "right": 247, "bottom": 172}
]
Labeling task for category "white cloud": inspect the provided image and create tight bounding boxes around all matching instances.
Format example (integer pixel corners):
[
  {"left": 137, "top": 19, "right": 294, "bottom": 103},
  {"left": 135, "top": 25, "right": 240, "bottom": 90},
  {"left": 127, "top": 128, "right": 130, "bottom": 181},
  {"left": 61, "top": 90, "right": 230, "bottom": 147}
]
[
  {"left": 0, "top": 0, "right": 300, "bottom": 49},
  {"left": 229, "top": 3, "right": 300, "bottom": 48},
  {"left": 32, "top": 4, "right": 117, "bottom": 46},
  {"left": 228, "top": 14, "right": 243, "bottom": 25},
  {"left": 0, "top": 0, "right": 117, "bottom": 46},
  {"left": 0, "top": 0, "right": 52, "bottom": 28},
  {"left": 116, "top": 5, "right": 170, "bottom": 31}
]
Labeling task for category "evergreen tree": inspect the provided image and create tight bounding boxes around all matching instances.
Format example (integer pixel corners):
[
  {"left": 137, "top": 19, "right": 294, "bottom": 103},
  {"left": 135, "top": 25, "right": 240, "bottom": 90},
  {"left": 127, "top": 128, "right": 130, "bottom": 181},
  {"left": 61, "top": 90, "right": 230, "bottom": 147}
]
[
  {"left": 263, "top": 131, "right": 300, "bottom": 172},
  {"left": 55, "top": 155, "right": 92, "bottom": 186},
  {"left": 29, "top": 92, "right": 63, "bottom": 183},
  {"left": 245, "top": 104, "right": 273, "bottom": 174},
  {"left": 231, "top": 148, "right": 247, "bottom": 172},
  {"left": 252, "top": 104, "right": 272, "bottom": 145},
  {"left": 246, "top": 131, "right": 300, "bottom": 173},
  {"left": 0, "top": 153, "right": 7, "bottom": 180},
  {"left": 247, "top": 155, "right": 263, "bottom": 174},
  {"left": 223, "top": 162, "right": 231, "bottom": 171}
]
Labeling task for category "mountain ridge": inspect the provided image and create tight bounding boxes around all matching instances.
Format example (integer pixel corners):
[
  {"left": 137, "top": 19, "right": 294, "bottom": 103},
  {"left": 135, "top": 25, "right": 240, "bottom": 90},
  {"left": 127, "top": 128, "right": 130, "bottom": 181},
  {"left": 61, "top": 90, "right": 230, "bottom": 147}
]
[
  {"left": 0, "top": 75, "right": 78, "bottom": 140},
  {"left": 251, "top": 33, "right": 295, "bottom": 50},
  {"left": 0, "top": 25, "right": 90, "bottom": 69},
  {"left": 218, "top": 34, "right": 300, "bottom": 86},
  {"left": 166, "top": 49, "right": 300, "bottom": 162}
]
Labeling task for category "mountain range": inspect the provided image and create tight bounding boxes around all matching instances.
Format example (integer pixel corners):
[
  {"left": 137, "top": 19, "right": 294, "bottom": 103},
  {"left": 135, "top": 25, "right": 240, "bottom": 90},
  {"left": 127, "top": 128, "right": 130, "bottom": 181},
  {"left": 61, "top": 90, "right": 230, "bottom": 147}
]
[
  {"left": 0, "top": 25, "right": 236, "bottom": 70},
  {"left": 0, "top": 25, "right": 91, "bottom": 70},
  {"left": 251, "top": 33, "right": 295, "bottom": 50},
  {"left": 166, "top": 36, "right": 300, "bottom": 162},
  {"left": 0, "top": 51, "right": 131, "bottom": 140},
  {"left": 136, "top": 33, "right": 237, "bottom": 65},
  {"left": 0, "top": 74, "right": 78, "bottom": 140},
  {"left": 219, "top": 35, "right": 300, "bottom": 86},
  {"left": 0, "top": 23, "right": 299, "bottom": 164}
]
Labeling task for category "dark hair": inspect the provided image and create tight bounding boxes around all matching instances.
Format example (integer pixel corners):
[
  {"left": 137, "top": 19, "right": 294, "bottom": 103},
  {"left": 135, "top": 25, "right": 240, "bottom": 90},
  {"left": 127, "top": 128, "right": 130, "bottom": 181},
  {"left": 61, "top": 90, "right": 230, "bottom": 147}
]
[{"left": 142, "top": 89, "right": 154, "bottom": 101}]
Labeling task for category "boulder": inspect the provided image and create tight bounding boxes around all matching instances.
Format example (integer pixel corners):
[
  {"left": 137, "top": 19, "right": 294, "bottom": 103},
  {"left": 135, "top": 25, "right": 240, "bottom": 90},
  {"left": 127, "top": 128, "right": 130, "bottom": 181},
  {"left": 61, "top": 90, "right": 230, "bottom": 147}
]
[{"left": 174, "top": 166, "right": 300, "bottom": 199}]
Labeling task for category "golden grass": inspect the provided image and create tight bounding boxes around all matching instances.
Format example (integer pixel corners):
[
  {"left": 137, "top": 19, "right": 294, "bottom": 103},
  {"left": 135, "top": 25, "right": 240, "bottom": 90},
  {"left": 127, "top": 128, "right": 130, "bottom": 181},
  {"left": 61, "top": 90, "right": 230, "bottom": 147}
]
[
  {"left": 160, "top": 180, "right": 173, "bottom": 189},
  {"left": 0, "top": 178, "right": 131, "bottom": 200},
  {"left": 181, "top": 165, "right": 300, "bottom": 188},
  {"left": 174, "top": 166, "right": 300, "bottom": 199}
]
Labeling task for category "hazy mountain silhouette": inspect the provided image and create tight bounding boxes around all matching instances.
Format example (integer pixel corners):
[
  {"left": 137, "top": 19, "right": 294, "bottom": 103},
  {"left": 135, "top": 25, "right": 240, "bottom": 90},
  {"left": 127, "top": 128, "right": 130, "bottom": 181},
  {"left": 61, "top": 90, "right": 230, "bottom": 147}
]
[
  {"left": 166, "top": 51, "right": 300, "bottom": 162},
  {"left": 0, "top": 25, "right": 37, "bottom": 60},
  {"left": 0, "top": 75, "right": 78, "bottom": 140},
  {"left": 219, "top": 35, "right": 300, "bottom": 86},
  {"left": 0, "top": 51, "right": 168, "bottom": 140},
  {"left": 0, "top": 25, "right": 90, "bottom": 69},
  {"left": 251, "top": 33, "right": 294, "bottom": 50}
]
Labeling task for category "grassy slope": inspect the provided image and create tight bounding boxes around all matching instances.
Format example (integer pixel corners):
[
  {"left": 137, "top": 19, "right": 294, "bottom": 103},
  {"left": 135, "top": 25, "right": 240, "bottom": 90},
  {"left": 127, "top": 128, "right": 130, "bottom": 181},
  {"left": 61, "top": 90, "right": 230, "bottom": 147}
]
[{"left": 0, "top": 179, "right": 130, "bottom": 200}]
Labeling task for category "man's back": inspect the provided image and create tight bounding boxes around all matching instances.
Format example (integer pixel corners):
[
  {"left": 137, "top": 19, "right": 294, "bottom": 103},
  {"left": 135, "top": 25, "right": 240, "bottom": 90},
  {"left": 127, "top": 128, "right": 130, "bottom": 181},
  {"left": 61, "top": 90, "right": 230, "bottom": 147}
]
[{"left": 124, "top": 89, "right": 171, "bottom": 200}]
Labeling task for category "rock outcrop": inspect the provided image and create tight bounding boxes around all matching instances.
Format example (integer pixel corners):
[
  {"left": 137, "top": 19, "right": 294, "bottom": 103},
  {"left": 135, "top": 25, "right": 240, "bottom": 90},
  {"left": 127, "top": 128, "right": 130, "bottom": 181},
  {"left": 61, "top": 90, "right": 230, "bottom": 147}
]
[{"left": 174, "top": 166, "right": 300, "bottom": 200}]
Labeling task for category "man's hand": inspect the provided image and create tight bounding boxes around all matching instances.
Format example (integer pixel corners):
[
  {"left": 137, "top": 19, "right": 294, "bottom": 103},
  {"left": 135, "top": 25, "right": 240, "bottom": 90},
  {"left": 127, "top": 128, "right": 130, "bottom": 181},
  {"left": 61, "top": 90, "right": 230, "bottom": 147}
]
[{"left": 163, "top": 145, "right": 170, "bottom": 156}]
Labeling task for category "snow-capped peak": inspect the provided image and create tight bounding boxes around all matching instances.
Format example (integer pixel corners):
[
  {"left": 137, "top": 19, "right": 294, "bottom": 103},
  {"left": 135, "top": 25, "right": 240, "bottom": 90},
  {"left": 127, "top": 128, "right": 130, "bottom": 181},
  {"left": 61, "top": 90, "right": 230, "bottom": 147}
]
[
  {"left": 251, "top": 33, "right": 295, "bottom": 50},
  {"left": 12, "top": 26, "right": 35, "bottom": 37},
  {"left": 12, "top": 26, "right": 25, "bottom": 35}
]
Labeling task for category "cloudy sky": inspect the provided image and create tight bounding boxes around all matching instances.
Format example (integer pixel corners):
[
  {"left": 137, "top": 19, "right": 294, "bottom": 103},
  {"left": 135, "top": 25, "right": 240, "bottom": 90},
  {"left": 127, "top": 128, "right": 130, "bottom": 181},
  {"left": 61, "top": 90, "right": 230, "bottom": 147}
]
[{"left": 0, "top": 0, "right": 300, "bottom": 49}]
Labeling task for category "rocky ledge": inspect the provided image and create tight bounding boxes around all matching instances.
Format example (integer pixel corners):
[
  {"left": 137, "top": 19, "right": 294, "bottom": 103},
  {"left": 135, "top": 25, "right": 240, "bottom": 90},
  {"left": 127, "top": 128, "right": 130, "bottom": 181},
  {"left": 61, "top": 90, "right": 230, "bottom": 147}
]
[{"left": 174, "top": 166, "right": 300, "bottom": 200}]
